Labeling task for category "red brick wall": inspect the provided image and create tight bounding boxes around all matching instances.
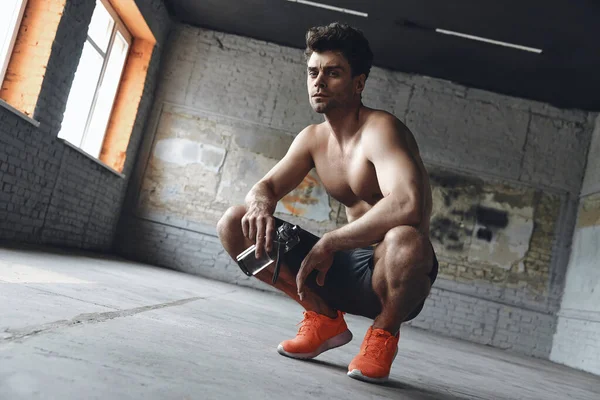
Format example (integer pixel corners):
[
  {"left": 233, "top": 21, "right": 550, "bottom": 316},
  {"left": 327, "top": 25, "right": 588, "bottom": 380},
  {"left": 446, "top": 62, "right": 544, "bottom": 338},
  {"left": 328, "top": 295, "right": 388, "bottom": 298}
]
[
  {"left": 0, "top": 0, "right": 66, "bottom": 116},
  {"left": 100, "top": 39, "right": 155, "bottom": 172}
]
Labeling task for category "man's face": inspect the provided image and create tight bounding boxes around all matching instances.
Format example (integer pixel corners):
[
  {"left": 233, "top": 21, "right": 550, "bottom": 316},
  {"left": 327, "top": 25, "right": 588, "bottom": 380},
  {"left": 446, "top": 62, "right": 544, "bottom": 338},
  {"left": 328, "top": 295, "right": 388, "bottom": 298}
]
[{"left": 306, "top": 51, "right": 364, "bottom": 114}]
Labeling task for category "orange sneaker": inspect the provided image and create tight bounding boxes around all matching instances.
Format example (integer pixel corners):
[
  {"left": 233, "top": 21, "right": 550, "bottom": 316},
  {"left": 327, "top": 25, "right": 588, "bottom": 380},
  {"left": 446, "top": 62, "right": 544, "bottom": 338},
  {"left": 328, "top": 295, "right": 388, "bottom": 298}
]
[
  {"left": 277, "top": 310, "right": 353, "bottom": 359},
  {"left": 347, "top": 326, "right": 399, "bottom": 383}
]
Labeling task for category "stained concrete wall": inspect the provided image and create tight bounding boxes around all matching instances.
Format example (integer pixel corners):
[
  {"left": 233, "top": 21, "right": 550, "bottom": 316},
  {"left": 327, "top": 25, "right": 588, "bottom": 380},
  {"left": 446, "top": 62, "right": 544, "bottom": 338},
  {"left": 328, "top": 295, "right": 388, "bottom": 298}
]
[
  {"left": 0, "top": 0, "right": 171, "bottom": 250},
  {"left": 118, "top": 24, "right": 596, "bottom": 358},
  {"left": 551, "top": 114, "right": 600, "bottom": 375}
]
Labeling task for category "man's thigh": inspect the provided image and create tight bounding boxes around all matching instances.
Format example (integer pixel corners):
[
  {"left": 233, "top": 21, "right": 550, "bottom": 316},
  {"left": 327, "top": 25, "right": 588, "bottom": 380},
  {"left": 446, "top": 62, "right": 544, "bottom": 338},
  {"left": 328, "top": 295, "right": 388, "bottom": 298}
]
[
  {"left": 323, "top": 248, "right": 382, "bottom": 319},
  {"left": 285, "top": 244, "right": 382, "bottom": 319},
  {"left": 272, "top": 217, "right": 382, "bottom": 318}
]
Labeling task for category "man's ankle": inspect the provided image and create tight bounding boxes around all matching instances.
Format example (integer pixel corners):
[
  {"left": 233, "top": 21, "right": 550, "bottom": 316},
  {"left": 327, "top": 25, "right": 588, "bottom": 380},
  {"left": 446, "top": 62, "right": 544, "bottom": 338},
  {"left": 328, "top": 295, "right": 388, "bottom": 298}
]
[{"left": 309, "top": 308, "right": 338, "bottom": 319}]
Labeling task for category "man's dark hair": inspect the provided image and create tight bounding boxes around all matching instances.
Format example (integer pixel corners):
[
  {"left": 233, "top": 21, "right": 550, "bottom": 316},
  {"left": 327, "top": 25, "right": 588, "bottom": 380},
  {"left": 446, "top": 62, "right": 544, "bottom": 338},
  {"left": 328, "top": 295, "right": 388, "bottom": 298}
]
[{"left": 304, "top": 22, "right": 374, "bottom": 80}]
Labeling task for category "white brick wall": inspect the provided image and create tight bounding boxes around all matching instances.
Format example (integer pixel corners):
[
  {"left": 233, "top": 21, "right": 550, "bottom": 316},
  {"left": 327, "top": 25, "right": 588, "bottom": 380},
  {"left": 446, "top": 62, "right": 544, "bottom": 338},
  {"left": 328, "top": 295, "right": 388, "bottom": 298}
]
[
  {"left": 550, "top": 113, "right": 600, "bottom": 375},
  {"left": 550, "top": 132, "right": 600, "bottom": 375},
  {"left": 551, "top": 315, "right": 600, "bottom": 375}
]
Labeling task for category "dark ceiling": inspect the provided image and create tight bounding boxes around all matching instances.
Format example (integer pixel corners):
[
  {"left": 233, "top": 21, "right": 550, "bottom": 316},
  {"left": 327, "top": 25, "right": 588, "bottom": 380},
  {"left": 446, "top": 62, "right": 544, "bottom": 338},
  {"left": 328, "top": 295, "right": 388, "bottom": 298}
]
[{"left": 164, "top": 0, "right": 600, "bottom": 111}]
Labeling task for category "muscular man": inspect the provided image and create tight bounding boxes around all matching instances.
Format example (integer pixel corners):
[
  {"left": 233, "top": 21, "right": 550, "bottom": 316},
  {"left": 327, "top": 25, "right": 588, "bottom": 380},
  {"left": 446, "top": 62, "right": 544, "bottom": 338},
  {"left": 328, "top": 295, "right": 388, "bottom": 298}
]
[{"left": 217, "top": 22, "right": 437, "bottom": 384}]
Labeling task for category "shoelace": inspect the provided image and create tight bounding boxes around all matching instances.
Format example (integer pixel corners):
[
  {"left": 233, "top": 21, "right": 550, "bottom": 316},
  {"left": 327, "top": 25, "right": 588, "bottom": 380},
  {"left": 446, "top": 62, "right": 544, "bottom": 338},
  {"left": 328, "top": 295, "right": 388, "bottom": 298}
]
[
  {"left": 296, "top": 312, "right": 320, "bottom": 336},
  {"left": 362, "top": 330, "right": 394, "bottom": 359}
]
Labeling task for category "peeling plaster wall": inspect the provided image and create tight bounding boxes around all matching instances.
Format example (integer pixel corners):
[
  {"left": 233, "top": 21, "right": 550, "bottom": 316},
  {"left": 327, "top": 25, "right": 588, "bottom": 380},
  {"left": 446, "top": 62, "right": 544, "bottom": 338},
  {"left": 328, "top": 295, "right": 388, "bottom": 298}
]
[
  {"left": 429, "top": 170, "right": 559, "bottom": 298},
  {"left": 131, "top": 103, "right": 339, "bottom": 235},
  {"left": 551, "top": 115, "right": 600, "bottom": 375},
  {"left": 117, "top": 24, "right": 595, "bottom": 359}
]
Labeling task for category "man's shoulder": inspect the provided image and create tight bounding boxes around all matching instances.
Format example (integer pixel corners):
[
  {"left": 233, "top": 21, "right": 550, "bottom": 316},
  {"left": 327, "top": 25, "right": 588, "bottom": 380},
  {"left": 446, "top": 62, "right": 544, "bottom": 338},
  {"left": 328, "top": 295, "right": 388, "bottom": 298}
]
[
  {"left": 298, "top": 122, "right": 323, "bottom": 133},
  {"left": 361, "top": 108, "right": 420, "bottom": 159},
  {"left": 297, "top": 123, "right": 327, "bottom": 140},
  {"left": 292, "top": 124, "right": 326, "bottom": 154},
  {"left": 363, "top": 109, "right": 411, "bottom": 139},
  {"left": 366, "top": 108, "right": 397, "bottom": 122}
]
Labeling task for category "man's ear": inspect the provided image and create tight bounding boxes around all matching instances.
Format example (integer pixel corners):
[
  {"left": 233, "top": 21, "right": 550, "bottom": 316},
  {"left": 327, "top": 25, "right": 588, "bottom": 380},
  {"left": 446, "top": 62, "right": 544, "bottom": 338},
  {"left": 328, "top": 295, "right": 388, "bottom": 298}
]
[{"left": 354, "top": 74, "right": 366, "bottom": 95}]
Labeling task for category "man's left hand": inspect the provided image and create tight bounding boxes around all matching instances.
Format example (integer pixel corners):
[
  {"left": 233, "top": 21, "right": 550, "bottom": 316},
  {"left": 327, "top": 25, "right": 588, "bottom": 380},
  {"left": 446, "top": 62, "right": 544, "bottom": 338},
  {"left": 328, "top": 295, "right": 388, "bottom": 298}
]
[{"left": 296, "top": 236, "right": 334, "bottom": 301}]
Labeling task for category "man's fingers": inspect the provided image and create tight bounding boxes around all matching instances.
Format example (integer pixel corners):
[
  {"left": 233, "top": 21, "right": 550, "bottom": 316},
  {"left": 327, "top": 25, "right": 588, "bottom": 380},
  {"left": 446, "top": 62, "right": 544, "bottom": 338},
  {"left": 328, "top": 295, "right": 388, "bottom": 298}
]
[
  {"left": 316, "top": 269, "right": 328, "bottom": 286},
  {"left": 296, "top": 260, "right": 311, "bottom": 300},
  {"left": 255, "top": 218, "right": 265, "bottom": 258},
  {"left": 241, "top": 216, "right": 249, "bottom": 239},
  {"left": 296, "top": 266, "right": 304, "bottom": 297},
  {"left": 248, "top": 217, "right": 256, "bottom": 243},
  {"left": 265, "top": 217, "right": 275, "bottom": 253}
]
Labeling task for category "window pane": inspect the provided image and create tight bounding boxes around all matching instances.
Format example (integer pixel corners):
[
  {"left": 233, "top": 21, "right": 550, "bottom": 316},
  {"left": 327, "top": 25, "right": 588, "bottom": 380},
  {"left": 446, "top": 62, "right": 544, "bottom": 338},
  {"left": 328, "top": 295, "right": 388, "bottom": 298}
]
[
  {"left": 58, "top": 40, "right": 104, "bottom": 147},
  {"left": 0, "top": 0, "right": 23, "bottom": 70},
  {"left": 87, "top": 0, "right": 114, "bottom": 53},
  {"left": 82, "top": 32, "right": 129, "bottom": 158}
]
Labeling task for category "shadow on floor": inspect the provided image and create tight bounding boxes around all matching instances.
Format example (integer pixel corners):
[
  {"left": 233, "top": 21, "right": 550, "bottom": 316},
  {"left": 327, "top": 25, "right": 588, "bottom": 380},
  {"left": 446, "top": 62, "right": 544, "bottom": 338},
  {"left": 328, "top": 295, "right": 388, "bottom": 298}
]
[{"left": 305, "top": 358, "right": 474, "bottom": 400}]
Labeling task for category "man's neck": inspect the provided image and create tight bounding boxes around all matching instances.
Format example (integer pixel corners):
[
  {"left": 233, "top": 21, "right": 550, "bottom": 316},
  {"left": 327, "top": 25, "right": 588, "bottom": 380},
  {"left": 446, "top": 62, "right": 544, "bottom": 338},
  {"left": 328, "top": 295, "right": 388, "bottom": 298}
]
[{"left": 324, "top": 102, "right": 365, "bottom": 144}]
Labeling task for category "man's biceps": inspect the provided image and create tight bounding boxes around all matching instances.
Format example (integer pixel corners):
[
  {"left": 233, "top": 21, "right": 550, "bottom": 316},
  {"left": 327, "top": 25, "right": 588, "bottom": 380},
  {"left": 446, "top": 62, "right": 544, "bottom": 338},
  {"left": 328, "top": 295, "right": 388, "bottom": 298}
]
[
  {"left": 379, "top": 172, "right": 420, "bottom": 198},
  {"left": 375, "top": 159, "right": 410, "bottom": 185},
  {"left": 381, "top": 156, "right": 420, "bottom": 179}
]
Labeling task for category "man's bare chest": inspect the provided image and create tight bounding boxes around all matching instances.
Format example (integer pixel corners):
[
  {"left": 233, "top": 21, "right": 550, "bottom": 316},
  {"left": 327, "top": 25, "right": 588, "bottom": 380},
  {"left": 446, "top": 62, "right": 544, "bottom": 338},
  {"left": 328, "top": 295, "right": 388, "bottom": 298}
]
[{"left": 312, "top": 144, "right": 383, "bottom": 207}]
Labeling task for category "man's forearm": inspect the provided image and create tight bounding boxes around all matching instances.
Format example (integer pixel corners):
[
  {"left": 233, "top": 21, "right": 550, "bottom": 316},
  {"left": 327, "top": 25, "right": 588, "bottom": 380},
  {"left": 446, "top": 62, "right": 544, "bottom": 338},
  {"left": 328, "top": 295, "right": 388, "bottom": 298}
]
[
  {"left": 245, "top": 181, "right": 277, "bottom": 213},
  {"left": 324, "top": 196, "right": 420, "bottom": 252}
]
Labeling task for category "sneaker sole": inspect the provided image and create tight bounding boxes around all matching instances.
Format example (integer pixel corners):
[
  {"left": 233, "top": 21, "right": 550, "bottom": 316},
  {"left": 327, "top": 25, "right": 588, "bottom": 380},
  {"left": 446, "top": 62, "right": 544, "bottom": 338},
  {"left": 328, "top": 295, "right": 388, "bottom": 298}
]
[
  {"left": 347, "top": 369, "right": 389, "bottom": 384},
  {"left": 346, "top": 347, "right": 398, "bottom": 384},
  {"left": 277, "top": 329, "right": 353, "bottom": 360}
]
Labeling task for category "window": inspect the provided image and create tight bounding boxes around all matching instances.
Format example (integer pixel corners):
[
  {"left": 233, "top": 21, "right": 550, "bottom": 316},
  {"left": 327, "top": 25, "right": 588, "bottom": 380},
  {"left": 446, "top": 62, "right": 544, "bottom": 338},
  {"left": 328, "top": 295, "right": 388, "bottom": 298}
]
[
  {"left": 58, "top": 0, "right": 131, "bottom": 159},
  {"left": 0, "top": 0, "right": 27, "bottom": 85}
]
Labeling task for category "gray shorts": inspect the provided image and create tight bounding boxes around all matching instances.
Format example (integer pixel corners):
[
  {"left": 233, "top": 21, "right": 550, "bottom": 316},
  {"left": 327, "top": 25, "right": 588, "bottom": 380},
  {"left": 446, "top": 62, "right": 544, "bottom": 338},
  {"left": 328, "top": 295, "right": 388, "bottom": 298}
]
[{"left": 278, "top": 218, "right": 438, "bottom": 321}]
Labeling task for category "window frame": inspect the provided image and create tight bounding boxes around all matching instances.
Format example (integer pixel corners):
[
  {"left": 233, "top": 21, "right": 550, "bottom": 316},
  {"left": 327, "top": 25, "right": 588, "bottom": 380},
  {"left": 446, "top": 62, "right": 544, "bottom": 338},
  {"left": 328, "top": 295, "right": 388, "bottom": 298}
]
[
  {"left": 59, "top": 0, "right": 133, "bottom": 158},
  {"left": 0, "top": 0, "right": 28, "bottom": 85}
]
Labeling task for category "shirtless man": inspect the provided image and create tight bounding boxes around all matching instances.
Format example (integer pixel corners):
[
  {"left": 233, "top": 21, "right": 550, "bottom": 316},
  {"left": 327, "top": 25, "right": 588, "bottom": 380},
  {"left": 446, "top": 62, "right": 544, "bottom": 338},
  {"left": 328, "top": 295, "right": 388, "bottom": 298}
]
[{"left": 217, "top": 22, "right": 438, "bottom": 384}]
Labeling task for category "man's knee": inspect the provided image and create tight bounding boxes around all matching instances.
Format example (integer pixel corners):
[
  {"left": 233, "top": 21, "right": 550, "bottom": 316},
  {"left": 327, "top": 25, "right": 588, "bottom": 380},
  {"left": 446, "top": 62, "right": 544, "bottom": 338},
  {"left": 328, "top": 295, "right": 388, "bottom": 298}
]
[
  {"left": 380, "top": 226, "right": 431, "bottom": 278},
  {"left": 216, "top": 205, "right": 246, "bottom": 239},
  {"left": 383, "top": 225, "right": 427, "bottom": 255}
]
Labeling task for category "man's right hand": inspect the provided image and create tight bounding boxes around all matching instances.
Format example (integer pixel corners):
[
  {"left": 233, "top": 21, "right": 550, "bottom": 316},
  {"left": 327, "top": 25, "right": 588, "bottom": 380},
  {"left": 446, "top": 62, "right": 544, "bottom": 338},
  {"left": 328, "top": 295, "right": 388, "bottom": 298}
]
[{"left": 241, "top": 205, "right": 275, "bottom": 259}]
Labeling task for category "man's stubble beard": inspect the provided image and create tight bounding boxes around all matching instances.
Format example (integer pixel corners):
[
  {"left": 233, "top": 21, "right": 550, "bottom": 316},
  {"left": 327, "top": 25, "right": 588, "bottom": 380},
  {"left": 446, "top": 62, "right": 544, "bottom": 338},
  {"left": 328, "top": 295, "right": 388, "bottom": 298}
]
[{"left": 311, "top": 99, "right": 335, "bottom": 114}]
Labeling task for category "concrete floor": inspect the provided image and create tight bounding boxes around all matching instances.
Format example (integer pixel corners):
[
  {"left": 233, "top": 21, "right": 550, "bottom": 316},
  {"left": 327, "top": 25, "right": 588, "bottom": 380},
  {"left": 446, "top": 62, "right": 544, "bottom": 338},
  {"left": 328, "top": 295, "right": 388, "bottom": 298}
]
[{"left": 1, "top": 246, "right": 599, "bottom": 400}]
